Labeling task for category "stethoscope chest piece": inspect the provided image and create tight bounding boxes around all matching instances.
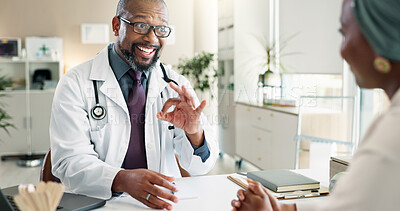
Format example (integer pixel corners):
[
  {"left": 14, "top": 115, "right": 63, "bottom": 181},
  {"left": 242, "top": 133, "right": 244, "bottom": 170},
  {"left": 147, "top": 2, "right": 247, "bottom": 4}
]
[
  {"left": 91, "top": 104, "right": 106, "bottom": 120},
  {"left": 91, "top": 80, "right": 107, "bottom": 120}
]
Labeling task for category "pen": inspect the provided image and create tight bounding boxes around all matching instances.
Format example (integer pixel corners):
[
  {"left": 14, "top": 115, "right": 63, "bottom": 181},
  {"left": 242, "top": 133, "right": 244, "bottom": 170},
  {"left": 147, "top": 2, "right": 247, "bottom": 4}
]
[{"left": 227, "top": 176, "right": 248, "bottom": 189}]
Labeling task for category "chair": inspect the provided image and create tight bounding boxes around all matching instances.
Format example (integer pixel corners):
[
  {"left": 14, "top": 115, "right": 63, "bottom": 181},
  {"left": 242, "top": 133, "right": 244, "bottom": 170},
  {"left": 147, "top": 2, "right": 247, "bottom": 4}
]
[
  {"left": 175, "top": 155, "right": 191, "bottom": 177},
  {"left": 40, "top": 150, "right": 190, "bottom": 182},
  {"left": 40, "top": 150, "right": 60, "bottom": 182}
]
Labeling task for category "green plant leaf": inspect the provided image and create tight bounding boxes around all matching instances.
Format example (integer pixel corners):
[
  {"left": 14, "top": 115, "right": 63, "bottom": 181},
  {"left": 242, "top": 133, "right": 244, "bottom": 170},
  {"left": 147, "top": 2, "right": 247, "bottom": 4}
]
[
  {"left": 248, "top": 32, "right": 300, "bottom": 74},
  {"left": 0, "top": 72, "right": 15, "bottom": 135},
  {"left": 175, "top": 52, "right": 217, "bottom": 94}
]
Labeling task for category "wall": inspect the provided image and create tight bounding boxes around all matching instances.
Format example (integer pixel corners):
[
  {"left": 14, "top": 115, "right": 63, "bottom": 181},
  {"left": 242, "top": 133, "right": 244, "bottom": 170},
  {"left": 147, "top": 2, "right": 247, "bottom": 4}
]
[
  {"left": 193, "top": 0, "right": 219, "bottom": 135},
  {"left": 233, "top": 0, "right": 344, "bottom": 103},
  {"left": 164, "top": 0, "right": 195, "bottom": 66},
  {"left": 234, "top": 0, "right": 270, "bottom": 103},
  {"left": 0, "top": 0, "right": 117, "bottom": 70},
  {"left": 0, "top": 0, "right": 195, "bottom": 70},
  {"left": 279, "top": 0, "right": 343, "bottom": 74},
  {"left": 194, "top": 0, "right": 218, "bottom": 54}
]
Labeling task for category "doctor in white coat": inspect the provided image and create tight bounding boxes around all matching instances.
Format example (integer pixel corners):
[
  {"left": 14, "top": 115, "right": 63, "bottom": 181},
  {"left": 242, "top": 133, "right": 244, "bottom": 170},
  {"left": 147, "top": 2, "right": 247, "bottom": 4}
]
[{"left": 50, "top": 0, "right": 218, "bottom": 210}]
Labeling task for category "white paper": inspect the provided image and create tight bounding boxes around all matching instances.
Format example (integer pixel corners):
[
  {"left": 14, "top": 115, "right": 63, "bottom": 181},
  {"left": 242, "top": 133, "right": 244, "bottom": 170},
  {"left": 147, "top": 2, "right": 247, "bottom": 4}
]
[{"left": 157, "top": 180, "right": 198, "bottom": 200}]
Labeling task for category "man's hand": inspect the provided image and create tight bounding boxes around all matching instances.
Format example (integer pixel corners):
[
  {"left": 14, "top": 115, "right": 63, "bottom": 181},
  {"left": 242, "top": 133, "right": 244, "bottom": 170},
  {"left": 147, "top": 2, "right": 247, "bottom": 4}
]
[
  {"left": 231, "top": 179, "right": 297, "bottom": 211},
  {"left": 157, "top": 82, "right": 206, "bottom": 146},
  {"left": 112, "top": 169, "right": 179, "bottom": 210}
]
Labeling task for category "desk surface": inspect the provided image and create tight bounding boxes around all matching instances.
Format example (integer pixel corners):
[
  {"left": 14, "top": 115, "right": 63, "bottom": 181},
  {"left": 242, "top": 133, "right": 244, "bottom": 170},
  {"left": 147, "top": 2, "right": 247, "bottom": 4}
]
[
  {"left": 97, "top": 169, "right": 329, "bottom": 211},
  {"left": 98, "top": 174, "right": 240, "bottom": 211}
]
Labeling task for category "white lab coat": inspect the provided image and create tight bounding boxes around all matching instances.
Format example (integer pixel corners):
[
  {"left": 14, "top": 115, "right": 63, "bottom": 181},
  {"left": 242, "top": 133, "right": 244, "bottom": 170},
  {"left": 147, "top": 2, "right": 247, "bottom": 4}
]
[
  {"left": 49, "top": 46, "right": 218, "bottom": 199},
  {"left": 297, "top": 89, "right": 400, "bottom": 210}
]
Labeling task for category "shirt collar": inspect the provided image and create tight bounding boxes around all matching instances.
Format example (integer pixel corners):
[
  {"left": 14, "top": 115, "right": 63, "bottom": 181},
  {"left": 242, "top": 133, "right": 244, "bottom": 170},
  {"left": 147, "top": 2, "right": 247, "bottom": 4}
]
[{"left": 108, "top": 43, "right": 150, "bottom": 80}]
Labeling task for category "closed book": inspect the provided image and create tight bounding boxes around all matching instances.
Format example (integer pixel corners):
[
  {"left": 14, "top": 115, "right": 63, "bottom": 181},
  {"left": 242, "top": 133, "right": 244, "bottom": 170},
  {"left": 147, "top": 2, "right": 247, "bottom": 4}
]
[{"left": 247, "top": 169, "right": 320, "bottom": 193}]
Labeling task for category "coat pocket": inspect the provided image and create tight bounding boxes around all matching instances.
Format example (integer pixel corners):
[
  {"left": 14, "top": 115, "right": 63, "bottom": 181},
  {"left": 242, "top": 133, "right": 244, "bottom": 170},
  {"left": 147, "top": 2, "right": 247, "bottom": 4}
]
[{"left": 89, "top": 123, "right": 110, "bottom": 159}]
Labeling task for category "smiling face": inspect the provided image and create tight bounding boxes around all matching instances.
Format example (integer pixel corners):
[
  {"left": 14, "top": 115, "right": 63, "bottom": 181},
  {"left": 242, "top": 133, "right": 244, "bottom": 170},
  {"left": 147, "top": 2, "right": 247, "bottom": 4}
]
[
  {"left": 339, "top": 0, "right": 384, "bottom": 89},
  {"left": 113, "top": 0, "right": 168, "bottom": 72}
]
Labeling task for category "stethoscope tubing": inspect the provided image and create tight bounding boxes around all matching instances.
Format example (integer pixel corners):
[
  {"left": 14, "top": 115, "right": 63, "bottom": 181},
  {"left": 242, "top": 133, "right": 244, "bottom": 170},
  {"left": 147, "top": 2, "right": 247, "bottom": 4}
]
[
  {"left": 90, "top": 80, "right": 107, "bottom": 120},
  {"left": 91, "top": 63, "right": 177, "bottom": 130}
]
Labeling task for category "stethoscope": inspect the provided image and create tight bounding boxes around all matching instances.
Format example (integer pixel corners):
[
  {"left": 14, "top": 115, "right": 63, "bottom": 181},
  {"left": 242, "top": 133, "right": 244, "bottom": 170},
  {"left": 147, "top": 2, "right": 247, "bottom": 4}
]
[
  {"left": 91, "top": 80, "right": 107, "bottom": 120},
  {"left": 90, "top": 63, "right": 178, "bottom": 129}
]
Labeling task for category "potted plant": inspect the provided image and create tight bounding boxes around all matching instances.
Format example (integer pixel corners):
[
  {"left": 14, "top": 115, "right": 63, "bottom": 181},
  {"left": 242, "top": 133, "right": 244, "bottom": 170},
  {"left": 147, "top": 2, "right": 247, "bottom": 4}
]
[
  {"left": 249, "top": 33, "right": 299, "bottom": 105},
  {"left": 0, "top": 74, "right": 14, "bottom": 136},
  {"left": 260, "top": 34, "right": 299, "bottom": 87},
  {"left": 176, "top": 52, "right": 218, "bottom": 97},
  {"left": 0, "top": 74, "right": 14, "bottom": 166}
]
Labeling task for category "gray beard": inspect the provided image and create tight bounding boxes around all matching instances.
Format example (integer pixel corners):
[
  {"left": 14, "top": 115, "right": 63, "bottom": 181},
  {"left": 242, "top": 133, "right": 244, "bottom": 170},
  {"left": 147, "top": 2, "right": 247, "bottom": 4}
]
[{"left": 118, "top": 43, "right": 159, "bottom": 72}]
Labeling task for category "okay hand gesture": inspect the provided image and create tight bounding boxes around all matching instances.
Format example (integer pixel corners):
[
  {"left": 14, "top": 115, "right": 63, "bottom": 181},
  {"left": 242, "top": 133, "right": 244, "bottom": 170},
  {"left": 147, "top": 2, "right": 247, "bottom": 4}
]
[{"left": 157, "top": 82, "right": 206, "bottom": 145}]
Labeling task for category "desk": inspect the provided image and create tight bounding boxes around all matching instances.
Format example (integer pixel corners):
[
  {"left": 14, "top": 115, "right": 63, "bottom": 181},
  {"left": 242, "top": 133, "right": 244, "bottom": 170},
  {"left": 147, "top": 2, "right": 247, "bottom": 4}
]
[
  {"left": 98, "top": 174, "right": 239, "bottom": 211},
  {"left": 97, "top": 169, "right": 329, "bottom": 211}
]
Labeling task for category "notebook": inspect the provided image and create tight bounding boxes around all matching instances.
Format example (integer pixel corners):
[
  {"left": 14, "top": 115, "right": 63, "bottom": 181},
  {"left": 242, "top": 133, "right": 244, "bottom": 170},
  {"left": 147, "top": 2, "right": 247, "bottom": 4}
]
[
  {"left": 0, "top": 185, "right": 106, "bottom": 211},
  {"left": 247, "top": 169, "right": 320, "bottom": 193}
]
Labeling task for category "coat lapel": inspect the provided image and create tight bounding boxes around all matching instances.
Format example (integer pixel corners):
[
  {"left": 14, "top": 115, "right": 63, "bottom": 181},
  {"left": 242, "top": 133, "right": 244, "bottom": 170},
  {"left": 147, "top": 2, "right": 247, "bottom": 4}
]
[
  {"left": 145, "top": 62, "right": 170, "bottom": 173},
  {"left": 89, "top": 46, "right": 129, "bottom": 116},
  {"left": 146, "top": 62, "right": 169, "bottom": 114}
]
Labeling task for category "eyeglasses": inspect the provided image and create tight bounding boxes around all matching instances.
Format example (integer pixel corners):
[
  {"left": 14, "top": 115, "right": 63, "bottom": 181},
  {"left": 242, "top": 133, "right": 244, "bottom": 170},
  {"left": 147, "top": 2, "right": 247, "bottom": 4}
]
[{"left": 118, "top": 16, "right": 172, "bottom": 38}]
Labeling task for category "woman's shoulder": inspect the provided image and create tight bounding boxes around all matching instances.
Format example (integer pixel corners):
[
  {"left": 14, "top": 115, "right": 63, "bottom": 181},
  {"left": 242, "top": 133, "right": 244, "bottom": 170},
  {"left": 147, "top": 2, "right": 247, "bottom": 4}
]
[{"left": 360, "top": 103, "right": 400, "bottom": 152}]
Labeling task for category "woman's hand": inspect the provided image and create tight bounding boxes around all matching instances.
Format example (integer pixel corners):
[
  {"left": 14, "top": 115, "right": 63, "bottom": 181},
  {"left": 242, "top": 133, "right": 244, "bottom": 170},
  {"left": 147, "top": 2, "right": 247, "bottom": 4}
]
[{"left": 231, "top": 179, "right": 296, "bottom": 211}]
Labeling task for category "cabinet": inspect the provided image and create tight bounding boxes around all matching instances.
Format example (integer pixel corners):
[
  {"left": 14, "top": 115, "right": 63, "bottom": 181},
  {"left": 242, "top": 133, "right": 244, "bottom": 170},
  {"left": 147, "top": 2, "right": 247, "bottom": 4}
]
[
  {"left": 30, "top": 91, "right": 55, "bottom": 152},
  {"left": 235, "top": 103, "right": 298, "bottom": 169},
  {"left": 0, "top": 59, "right": 62, "bottom": 155},
  {"left": 218, "top": 89, "right": 235, "bottom": 155},
  {"left": 0, "top": 91, "right": 28, "bottom": 153}
]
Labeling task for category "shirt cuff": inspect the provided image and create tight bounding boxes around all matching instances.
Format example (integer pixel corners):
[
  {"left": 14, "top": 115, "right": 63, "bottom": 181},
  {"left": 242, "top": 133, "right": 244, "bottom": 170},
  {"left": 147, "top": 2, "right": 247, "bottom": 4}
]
[
  {"left": 112, "top": 192, "right": 123, "bottom": 197},
  {"left": 191, "top": 138, "right": 210, "bottom": 162}
]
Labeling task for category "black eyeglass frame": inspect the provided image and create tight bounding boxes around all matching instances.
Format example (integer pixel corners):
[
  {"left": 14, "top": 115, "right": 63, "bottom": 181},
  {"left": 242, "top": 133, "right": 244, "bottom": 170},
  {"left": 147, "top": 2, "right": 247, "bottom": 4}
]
[{"left": 118, "top": 16, "right": 172, "bottom": 38}]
